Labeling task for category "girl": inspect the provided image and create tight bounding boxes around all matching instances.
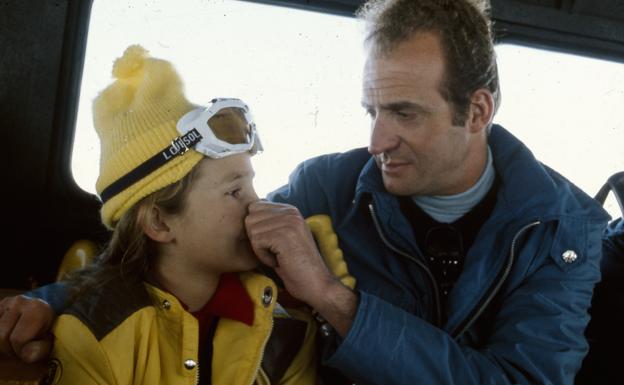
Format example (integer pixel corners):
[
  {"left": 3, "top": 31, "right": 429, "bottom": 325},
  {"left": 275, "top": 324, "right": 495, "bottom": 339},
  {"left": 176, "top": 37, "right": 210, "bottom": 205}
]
[{"left": 48, "top": 45, "right": 317, "bottom": 385}]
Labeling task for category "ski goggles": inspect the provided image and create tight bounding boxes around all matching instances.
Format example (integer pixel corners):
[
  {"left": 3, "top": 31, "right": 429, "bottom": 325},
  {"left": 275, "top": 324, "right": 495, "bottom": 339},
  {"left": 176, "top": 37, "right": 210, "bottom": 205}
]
[
  {"left": 176, "top": 98, "right": 262, "bottom": 159},
  {"left": 100, "top": 98, "right": 262, "bottom": 203}
]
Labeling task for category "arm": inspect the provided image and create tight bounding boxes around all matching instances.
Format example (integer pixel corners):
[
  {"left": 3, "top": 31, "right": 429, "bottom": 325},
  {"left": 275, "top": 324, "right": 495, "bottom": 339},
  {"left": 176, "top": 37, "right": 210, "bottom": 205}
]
[
  {"left": 27, "top": 282, "right": 70, "bottom": 314},
  {"left": 326, "top": 241, "right": 600, "bottom": 385},
  {"left": 0, "top": 282, "right": 68, "bottom": 362},
  {"left": 0, "top": 295, "right": 54, "bottom": 362},
  {"left": 247, "top": 209, "right": 603, "bottom": 385},
  {"left": 245, "top": 202, "right": 357, "bottom": 337}
]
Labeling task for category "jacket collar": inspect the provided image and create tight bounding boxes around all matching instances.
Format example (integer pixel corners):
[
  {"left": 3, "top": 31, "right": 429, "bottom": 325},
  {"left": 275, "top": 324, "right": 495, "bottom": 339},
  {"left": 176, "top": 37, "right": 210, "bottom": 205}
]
[
  {"left": 353, "top": 124, "right": 608, "bottom": 224},
  {"left": 146, "top": 271, "right": 276, "bottom": 321},
  {"left": 354, "top": 152, "right": 383, "bottom": 201},
  {"left": 489, "top": 124, "right": 608, "bottom": 222}
]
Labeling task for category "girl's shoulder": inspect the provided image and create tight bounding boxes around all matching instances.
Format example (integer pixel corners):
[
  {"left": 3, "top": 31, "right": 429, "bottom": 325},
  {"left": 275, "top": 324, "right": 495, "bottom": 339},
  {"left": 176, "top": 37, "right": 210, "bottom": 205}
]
[{"left": 61, "top": 275, "right": 152, "bottom": 340}]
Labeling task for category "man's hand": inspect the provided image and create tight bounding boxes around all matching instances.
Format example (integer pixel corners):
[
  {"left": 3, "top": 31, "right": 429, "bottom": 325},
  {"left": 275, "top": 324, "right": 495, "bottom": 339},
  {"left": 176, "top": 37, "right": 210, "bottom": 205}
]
[
  {"left": 246, "top": 201, "right": 333, "bottom": 302},
  {"left": 0, "top": 295, "right": 54, "bottom": 363},
  {"left": 245, "top": 201, "right": 358, "bottom": 336}
]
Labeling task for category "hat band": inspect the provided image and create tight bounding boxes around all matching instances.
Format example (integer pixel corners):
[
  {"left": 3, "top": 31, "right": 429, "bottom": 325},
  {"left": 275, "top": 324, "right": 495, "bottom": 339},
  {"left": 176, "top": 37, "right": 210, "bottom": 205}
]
[{"left": 100, "top": 128, "right": 203, "bottom": 203}]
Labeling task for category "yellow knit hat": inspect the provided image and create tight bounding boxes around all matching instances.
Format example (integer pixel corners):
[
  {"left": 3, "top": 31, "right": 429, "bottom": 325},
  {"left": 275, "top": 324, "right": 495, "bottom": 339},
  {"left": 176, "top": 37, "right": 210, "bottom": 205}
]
[{"left": 94, "top": 45, "right": 203, "bottom": 228}]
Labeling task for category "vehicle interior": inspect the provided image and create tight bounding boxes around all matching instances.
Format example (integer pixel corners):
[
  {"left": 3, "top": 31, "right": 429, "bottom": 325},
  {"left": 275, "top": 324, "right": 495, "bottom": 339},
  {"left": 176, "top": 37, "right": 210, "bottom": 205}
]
[{"left": 1, "top": 0, "right": 623, "bottom": 383}]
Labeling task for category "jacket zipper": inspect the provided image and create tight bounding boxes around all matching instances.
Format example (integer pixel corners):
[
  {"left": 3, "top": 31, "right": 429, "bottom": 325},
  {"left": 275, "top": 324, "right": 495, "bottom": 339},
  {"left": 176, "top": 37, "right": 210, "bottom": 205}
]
[
  {"left": 248, "top": 316, "right": 274, "bottom": 385},
  {"left": 196, "top": 310, "right": 273, "bottom": 385},
  {"left": 368, "top": 202, "right": 443, "bottom": 326},
  {"left": 450, "top": 221, "right": 541, "bottom": 339}
]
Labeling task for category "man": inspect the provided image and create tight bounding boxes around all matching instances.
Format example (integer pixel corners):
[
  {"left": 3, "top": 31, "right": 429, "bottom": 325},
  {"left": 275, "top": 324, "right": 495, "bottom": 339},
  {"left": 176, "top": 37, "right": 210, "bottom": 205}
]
[
  {"left": 0, "top": 0, "right": 610, "bottom": 384},
  {"left": 244, "top": 0, "right": 609, "bottom": 384}
]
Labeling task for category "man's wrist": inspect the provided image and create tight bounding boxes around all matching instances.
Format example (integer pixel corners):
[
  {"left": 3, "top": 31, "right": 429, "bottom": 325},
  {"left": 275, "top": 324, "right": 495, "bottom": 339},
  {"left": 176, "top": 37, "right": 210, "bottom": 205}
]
[{"left": 308, "top": 278, "right": 358, "bottom": 337}]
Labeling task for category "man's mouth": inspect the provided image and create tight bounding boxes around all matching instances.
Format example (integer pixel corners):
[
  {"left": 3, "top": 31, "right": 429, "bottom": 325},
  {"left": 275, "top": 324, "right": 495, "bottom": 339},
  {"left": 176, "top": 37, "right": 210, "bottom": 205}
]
[
  {"left": 381, "top": 161, "right": 409, "bottom": 173},
  {"left": 377, "top": 154, "right": 409, "bottom": 172}
]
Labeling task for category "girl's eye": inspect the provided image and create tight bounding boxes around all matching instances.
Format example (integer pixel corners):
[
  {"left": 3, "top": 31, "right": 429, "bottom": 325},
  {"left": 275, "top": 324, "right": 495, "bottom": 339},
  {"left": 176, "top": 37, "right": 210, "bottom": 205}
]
[{"left": 227, "top": 188, "right": 241, "bottom": 198}]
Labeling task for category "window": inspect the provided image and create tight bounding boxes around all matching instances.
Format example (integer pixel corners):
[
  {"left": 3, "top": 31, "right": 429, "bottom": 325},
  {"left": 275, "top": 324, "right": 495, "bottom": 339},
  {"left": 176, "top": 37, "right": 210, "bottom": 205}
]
[
  {"left": 72, "top": 0, "right": 624, "bottom": 217},
  {"left": 72, "top": 0, "right": 368, "bottom": 199},
  {"left": 495, "top": 44, "right": 624, "bottom": 218}
]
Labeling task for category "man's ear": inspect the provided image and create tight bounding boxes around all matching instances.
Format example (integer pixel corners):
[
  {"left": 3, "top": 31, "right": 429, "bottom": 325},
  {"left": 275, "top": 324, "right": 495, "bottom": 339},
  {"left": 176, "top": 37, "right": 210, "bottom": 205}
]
[
  {"left": 467, "top": 88, "right": 495, "bottom": 134},
  {"left": 142, "top": 206, "right": 175, "bottom": 243}
]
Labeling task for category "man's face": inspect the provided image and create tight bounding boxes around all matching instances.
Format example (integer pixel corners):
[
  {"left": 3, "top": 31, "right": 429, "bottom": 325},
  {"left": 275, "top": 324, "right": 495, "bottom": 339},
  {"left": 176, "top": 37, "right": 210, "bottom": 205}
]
[{"left": 363, "top": 32, "right": 483, "bottom": 196}]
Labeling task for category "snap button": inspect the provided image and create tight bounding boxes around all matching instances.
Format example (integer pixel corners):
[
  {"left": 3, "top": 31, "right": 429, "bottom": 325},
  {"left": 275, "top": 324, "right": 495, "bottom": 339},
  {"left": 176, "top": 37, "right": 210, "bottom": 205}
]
[
  {"left": 184, "top": 359, "right": 197, "bottom": 370},
  {"left": 320, "top": 323, "right": 333, "bottom": 337},
  {"left": 562, "top": 250, "right": 577, "bottom": 264},
  {"left": 161, "top": 300, "right": 171, "bottom": 310},
  {"left": 262, "top": 287, "right": 273, "bottom": 307}
]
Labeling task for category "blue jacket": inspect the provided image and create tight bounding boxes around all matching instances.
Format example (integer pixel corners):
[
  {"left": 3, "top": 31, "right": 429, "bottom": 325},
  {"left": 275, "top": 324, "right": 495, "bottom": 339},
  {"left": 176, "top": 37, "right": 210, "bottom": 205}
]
[
  {"left": 269, "top": 124, "right": 610, "bottom": 385},
  {"left": 603, "top": 218, "right": 624, "bottom": 261}
]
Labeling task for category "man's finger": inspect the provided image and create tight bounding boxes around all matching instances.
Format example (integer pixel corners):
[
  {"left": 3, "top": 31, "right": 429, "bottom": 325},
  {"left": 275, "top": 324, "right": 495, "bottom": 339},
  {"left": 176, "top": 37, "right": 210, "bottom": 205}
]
[
  {"left": 245, "top": 206, "right": 307, "bottom": 236},
  {"left": 247, "top": 228, "right": 279, "bottom": 268},
  {"left": 20, "top": 336, "right": 53, "bottom": 363},
  {"left": 0, "top": 299, "right": 21, "bottom": 357},
  {"left": 253, "top": 247, "right": 279, "bottom": 268},
  {"left": 247, "top": 200, "right": 280, "bottom": 212},
  {"left": 247, "top": 201, "right": 298, "bottom": 217},
  {"left": 245, "top": 216, "right": 294, "bottom": 239},
  {"left": 8, "top": 298, "right": 53, "bottom": 357}
]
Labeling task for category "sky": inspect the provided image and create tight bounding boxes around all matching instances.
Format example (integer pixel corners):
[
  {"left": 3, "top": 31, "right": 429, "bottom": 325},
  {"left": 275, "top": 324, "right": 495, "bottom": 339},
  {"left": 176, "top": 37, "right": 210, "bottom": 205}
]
[{"left": 72, "top": 0, "right": 624, "bottom": 218}]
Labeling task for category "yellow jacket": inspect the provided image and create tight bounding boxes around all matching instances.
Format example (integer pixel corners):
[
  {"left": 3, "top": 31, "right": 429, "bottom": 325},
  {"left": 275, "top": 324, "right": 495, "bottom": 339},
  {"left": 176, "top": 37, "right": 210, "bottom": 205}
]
[{"left": 49, "top": 272, "right": 317, "bottom": 385}]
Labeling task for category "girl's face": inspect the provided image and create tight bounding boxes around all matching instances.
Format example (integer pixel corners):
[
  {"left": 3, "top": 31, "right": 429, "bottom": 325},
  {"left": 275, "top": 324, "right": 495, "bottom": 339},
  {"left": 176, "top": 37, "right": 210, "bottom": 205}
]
[{"left": 164, "top": 153, "right": 259, "bottom": 274}]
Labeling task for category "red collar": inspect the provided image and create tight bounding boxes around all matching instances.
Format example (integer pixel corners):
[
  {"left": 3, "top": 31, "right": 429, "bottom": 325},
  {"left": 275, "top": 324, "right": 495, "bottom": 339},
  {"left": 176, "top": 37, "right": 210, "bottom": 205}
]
[{"left": 190, "top": 273, "right": 254, "bottom": 326}]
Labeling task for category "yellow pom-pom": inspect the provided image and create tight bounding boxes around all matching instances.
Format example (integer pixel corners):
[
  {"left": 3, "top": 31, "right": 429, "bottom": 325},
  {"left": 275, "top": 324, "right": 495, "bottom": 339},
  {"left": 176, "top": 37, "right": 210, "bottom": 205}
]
[{"left": 112, "top": 45, "right": 148, "bottom": 79}]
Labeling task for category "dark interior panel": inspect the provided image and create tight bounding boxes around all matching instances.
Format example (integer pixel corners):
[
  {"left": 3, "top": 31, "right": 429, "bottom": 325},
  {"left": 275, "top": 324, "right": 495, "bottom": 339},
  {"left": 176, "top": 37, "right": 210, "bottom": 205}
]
[
  {"left": 0, "top": 0, "right": 107, "bottom": 289},
  {"left": 245, "top": 0, "right": 624, "bottom": 60}
]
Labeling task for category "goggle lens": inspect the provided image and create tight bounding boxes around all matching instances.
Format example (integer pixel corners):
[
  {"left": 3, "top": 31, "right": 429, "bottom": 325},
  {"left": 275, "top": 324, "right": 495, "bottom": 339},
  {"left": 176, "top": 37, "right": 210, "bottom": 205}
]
[{"left": 207, "top": 107, "right": 252, "bottom": 145}]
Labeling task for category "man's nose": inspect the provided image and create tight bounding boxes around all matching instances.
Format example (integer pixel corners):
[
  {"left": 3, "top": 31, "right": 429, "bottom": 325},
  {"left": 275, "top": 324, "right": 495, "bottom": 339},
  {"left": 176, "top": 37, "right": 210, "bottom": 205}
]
[{"left": 368, "top": 116, "right": 399, "bottom": 155}]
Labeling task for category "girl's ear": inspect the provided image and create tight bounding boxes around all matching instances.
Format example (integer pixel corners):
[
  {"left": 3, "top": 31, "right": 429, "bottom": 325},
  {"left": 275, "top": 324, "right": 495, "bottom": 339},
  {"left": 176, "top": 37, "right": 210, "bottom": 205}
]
[{"left": 142, "top": 206, "right": 174, "bottom": 243}]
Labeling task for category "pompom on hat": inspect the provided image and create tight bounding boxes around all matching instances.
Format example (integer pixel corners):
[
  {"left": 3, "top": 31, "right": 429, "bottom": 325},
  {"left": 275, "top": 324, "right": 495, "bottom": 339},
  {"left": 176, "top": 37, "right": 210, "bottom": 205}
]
[{"left": 94, "top": 45, "right": 203, "bottom": 228}]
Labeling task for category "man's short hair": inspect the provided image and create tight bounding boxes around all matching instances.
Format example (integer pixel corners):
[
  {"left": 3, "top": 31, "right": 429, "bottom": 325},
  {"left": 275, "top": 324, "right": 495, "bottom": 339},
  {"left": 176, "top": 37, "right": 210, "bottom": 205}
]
[{"left": 357, "top": 0, "right": 501, "bottom": 125}]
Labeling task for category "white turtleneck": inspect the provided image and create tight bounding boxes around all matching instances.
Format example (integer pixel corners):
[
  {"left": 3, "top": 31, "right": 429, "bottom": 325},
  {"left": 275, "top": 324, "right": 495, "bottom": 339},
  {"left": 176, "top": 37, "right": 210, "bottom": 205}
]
[{"left": 412, "top": 147, "right": 495, "bottom": 224}]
